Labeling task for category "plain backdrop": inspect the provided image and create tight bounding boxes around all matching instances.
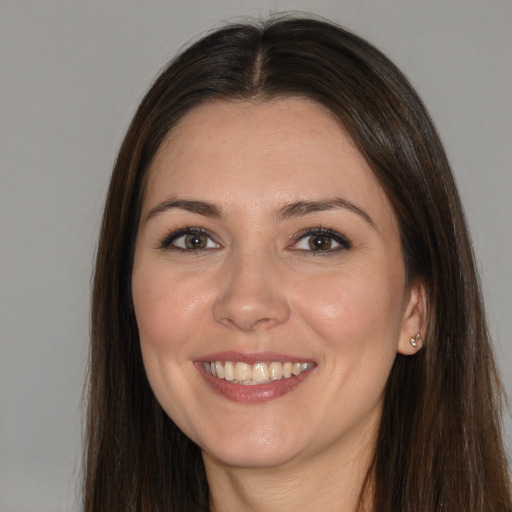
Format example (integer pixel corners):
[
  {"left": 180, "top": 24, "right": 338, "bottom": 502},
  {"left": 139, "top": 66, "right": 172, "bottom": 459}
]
[{"left": 1, "top": 1, "right": 511, "bottom": 511}]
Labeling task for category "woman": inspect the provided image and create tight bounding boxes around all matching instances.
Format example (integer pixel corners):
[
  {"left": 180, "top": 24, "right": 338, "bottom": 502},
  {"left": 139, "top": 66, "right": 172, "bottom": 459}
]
[{"left": 84, "top": 16, "right": 512, "bottom": 512}]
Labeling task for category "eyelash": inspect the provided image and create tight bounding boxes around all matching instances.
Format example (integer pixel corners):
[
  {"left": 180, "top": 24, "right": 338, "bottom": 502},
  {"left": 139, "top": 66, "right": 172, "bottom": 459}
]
[
  {"left": 290, "top": 227, "right": 352, "bottom": 254},
  {"left": 158, "top": 227, "right": 219, "bottom": 252},
  {"left": 158, "top": 226, "right": 352, "bottom": 253}
]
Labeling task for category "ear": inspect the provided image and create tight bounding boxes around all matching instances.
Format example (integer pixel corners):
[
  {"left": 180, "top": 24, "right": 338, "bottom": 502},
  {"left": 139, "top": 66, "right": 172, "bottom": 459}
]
[{"left": 397, "top": 279, "right": 428, "bottom": 355}]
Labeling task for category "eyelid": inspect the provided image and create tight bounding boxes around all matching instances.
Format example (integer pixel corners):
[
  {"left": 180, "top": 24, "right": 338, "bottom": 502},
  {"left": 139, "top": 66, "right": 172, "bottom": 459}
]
[
  {"left": 157, "top": 225, "right": 350, "bottom": 253},
  {"left": 158, "top": 227, "right": 220, "bottom": 251},
  {"left": 288, "top": 227, "right": 352, "bottom": 252}
]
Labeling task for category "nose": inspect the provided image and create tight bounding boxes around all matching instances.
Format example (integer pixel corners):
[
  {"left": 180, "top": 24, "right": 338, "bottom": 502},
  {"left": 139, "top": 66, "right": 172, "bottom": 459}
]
[{"left": 212, "top": 252, "right": 291, "bottom": 332}]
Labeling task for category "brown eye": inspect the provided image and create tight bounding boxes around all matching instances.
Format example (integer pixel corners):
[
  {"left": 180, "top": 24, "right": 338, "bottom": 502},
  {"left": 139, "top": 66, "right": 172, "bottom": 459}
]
[
  {"left": 308, "top": 234, "right": 333, "bottom": 251},
  {"left": 161, "top": 228, "right": 220, "bottom": 251},
  {"left": 184, "top": 232, "right": 208, "bottom": 249},
  {"left": 292, "top": 228, "right": 351, "bottom": 253}
]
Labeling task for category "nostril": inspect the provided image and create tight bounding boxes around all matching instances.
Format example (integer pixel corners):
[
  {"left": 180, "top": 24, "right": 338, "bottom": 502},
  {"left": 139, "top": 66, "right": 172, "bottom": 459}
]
[
  {"left": 217, "top": 314, "right": 276, "bottom": 332},
  {"left": 213, "top": 293, "right": 291, "bottom": 332},
  {"left": 212, "top": 261, "right": 291, "bottom": 331},
  {"left": 252, "top": 317, "right": 274, "bottom": 330}
]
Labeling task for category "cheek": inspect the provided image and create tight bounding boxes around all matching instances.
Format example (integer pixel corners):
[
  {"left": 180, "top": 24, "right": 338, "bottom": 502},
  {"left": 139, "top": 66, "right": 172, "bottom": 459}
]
[
  {"left": 131, "top": 264, "right": 211, "bottom": 425},
  {"left": 295, "top": 263, "right": 405, "bottom": 347},
  {"left": 132, "top": 263, "right": 211, "bottom": 353}
]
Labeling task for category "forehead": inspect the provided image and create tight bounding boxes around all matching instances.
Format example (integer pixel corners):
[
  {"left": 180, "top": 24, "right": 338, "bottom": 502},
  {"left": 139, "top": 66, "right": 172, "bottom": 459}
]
[{"left": 144, "top": 98, "right": 394, "bottom": 227}]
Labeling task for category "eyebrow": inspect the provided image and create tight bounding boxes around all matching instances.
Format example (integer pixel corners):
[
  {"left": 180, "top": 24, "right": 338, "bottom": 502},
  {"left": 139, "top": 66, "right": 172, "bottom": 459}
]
[
  {"left": 144, "top": 196, "right": 374, "bottom": 227},
  {"left": 144, "top": 198, "right": 224, "bottom": 223},
  {"left": 276, "top": 198, "right": 375, "bottom": 227}
]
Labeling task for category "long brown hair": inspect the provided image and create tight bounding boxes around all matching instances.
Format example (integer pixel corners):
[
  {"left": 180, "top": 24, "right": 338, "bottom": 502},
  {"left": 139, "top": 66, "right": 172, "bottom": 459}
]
[{"left": 84, "top": 16, "right": 511, "bottom": 511}]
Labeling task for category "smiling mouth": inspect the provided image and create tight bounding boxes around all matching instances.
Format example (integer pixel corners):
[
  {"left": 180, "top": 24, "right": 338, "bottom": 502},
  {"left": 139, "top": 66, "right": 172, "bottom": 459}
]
[{"left": 203, "top": 361, "right": 314, "bottom": 385}]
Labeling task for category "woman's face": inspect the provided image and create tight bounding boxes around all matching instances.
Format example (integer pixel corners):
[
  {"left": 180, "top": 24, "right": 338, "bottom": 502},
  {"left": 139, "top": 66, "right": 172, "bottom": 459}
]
[{"left": 132, "top": 98, "right": 423, "bottom": 470}]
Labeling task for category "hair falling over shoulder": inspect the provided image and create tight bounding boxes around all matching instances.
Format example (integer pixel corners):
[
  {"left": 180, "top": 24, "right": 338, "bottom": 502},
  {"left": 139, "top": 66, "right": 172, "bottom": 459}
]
[{"left": 83, "top": 15, "right": 512, "bottom": 512}]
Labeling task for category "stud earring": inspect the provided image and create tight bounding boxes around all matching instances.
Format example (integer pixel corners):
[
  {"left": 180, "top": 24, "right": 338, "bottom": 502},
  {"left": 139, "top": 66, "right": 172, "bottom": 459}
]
[{"left": 410, "top": 332, "right": 421, "bottom": 348}]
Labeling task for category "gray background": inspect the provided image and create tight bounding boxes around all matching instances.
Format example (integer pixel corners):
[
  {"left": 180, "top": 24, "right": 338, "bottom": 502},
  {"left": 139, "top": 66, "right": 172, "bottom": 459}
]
[{"left": 1, "top": 1, "right": 510, "bottom": 510}]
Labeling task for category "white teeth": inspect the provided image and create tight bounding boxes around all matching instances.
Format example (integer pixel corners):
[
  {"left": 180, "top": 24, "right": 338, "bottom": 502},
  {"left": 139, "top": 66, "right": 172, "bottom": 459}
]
[
  {"left": 204, "top": 360, "right": 313, "bottom": 384},
  {"left": 269, "top": 362, "right": 283, "bottom": 380},
  {"left": 224, "top": 361, "right": 235, "bottom": 381},
  {"left": 235, "top": 362, "right": 251, "bottom": 381},
  {"left": 252, "top": 362, "right": 269, "bottom": 382},
  {"left": 215, "top": 361, "right": 224, "bottom": 379}
]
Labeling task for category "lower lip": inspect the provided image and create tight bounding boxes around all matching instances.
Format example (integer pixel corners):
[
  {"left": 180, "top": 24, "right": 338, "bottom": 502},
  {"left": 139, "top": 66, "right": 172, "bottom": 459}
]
[{"left": 195, "top": 363, "right": 314, "bottom": 403}]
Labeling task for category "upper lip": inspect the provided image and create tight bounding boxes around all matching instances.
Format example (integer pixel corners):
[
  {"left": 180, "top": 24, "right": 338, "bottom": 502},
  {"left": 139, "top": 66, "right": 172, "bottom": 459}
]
[{"left": 195, "top": 351, "right": 316, "bottom": 364}]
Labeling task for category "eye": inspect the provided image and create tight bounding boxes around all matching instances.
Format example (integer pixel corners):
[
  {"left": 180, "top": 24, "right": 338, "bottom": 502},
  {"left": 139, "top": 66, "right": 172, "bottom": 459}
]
[
  {"left": 160, "top": 228, "right": 220, "bottom": 251},
  {"left": 291, "top": 228, "right": 351, "bottom": 253}
]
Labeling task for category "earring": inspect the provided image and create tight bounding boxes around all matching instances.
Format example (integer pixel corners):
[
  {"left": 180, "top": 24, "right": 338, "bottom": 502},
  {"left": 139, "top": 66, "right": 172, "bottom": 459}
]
[{"left": 410, "top": 332, "right": 421, "bottom": 348}]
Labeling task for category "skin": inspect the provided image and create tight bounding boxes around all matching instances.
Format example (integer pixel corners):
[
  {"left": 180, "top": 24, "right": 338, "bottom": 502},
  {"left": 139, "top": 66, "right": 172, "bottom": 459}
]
[{"left": 132, "top": 98, "right": 425, "bottom": 512}]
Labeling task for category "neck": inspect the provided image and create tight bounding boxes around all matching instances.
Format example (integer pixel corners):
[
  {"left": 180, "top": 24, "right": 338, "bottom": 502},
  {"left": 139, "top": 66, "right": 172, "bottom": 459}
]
[{"left": 203, "top": 431, "right": 375, "bottom": 512}]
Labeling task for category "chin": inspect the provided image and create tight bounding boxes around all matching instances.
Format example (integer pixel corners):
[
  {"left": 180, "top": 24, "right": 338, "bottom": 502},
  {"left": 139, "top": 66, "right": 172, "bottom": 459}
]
[
  {"left": 202, "top": 439, "right": 301, "bottom": 470},
  {"left": 196, "top": 420, "right": 307, "bottom": 469}
]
